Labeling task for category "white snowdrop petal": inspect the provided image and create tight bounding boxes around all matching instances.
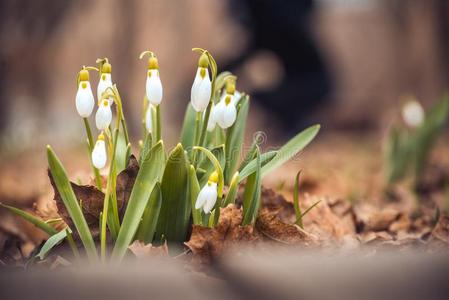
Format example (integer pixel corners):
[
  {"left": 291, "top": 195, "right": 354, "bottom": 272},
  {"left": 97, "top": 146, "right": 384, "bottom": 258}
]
[
  {"left": 214, "top": 100, "right": 226, "bottom": 128},
  {"left": 145, "top": 106, "right": 152, "bottom": 133},
  {"left": 195, "top": 186, "right": 209, "bottom": 210},
  {"left": 221, "top": 103, "right": 237, "bottom": 129},
  {"left": 146, "top": 70, "right": 163, "bottom": 105},
  {"left": 97, "top": 73, "right": 113, "bottom": 100},
  {"left": 76, "top": 81, "right": 95, "bottom": 118},
  {"left": 402, "top": 100, "right": 424, "bottom": 128},
  {"left": 191, "top": 68, "right": 211, "bottom": 112},
  {"left": 95, "top": 103, "right": 112, "bottom": 130},
  {"left": 92, "top": 140, "right": 107, "bottom": 169},
  {"left": 203, "top": 185, "right": 218, "bottom": 214}
]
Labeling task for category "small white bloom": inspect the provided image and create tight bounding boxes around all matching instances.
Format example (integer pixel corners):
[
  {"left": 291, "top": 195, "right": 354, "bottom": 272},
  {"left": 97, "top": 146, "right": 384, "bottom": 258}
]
[
  {"left": 191, "top": 67, "right": 212, "bottom": 112},
  {"left": 220, "top": 90, "right": 242, "bottom": 104},
  {"left": 95, "top": 99, "right": 112, "bottom": 130},
  {"left": 146, "top": 69, "right": 163, "bottom": 105},
  {"left": 145, "top": 105, "right": 153, "bottom": 133},
  {"left": 216, "top": 95, "right": 237, "bottom": 129},
  {"left": 92, "top": 135, "right": 107, "bottom": 169},
  {"left": 402, "top": 100, "right": 424, "bottom": 128},
  {"left": 76, "top": 81, "right": 95, "bottom": 118},
  {"left": 97, "top": 73, "right": 113, "bottom": 102},
  {"left": 195, "top": 182, "right": 218, "bottom": 214}
]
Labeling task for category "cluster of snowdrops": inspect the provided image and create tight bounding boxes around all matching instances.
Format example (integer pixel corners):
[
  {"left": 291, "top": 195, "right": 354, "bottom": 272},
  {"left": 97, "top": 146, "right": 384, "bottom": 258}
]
[{"left": 2, "top": 48, "right": 320, "bottom": 263}]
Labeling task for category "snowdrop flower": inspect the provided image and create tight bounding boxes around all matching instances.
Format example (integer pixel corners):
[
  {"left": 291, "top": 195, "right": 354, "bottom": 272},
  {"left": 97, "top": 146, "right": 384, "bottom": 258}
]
[
  {"left": 191, "top": 53, "right": 212, "bottom": 112},
  {"left": 145, "top": 105, "right": 153, "bottom": 133},
  {"left": 214, "top": 79, "right": 237, "bottom": 129},
  {"left": 95, "top": 99, "right": 112, "bottom": 130},
  {"left": 402, "top": 100, "right": 424, "bottom": 128},
  {"left": 75, "top": 68, "right": 95, "bottom": 118},
  {"left": 206, "top": 102, "right": 218, "bottom": 132},
  {"left": 195, "top": 171, "right": 218, "bottom": 214},
  {"left": 145, "top": 55, "right": 163, "bottom": 105},
  {"left": 97, "top": 60, "right": 113, "bottom": 104},
  {"left": 92, "top": 133, "right": 107, "bottom": 169}
]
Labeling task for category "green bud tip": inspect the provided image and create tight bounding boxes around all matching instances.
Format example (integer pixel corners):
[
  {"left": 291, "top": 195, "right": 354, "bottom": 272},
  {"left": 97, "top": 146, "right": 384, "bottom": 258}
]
[
  {"left": 148, "top": 56, "right": 159, "bottom": 70},
  {"left": 101, "top": 62, "right": 112, "bottom": 73},
  {"left": 226, "top": 79, "right": 236, "bottom": 95},
  {"left": 198, "top": 52, "right": 209, "bottom": 68},
  {"left": 79, "top": 69, "right": 89, "bottom": 81}
]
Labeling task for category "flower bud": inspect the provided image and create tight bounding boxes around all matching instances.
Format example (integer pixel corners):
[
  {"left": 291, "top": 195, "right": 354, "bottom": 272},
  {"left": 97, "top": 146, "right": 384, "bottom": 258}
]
[
  {"left": 97, "top": 67, "right": 113, "bottom": 103},
  {"left": 402, "top": 100, "right": 424, "bottom": 128},
  {"left": 145, "top": 56, "right": 163, "bottom": 105},
  {"left": 191, "top": 67, "right": 212, "bottom": 112},
  {"left": 76, "top": 69, "right": 95, "bottom": 118},
  {"left": 92, "top": 134, "right": 107, "bottom": 169},
  {"left": 215, "top": 95, "right": 237, "bottom": 129},
  {"left": 206, "top": 103, "right": 218, "bottom": 132},
  {"left": 95, "top": 99, "right": 112, "bottom": 130}
]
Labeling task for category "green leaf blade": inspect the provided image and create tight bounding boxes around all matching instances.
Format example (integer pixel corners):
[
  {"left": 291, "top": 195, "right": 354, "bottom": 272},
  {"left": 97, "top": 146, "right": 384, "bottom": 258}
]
[
  {"left": 47, "top": 145, "right": 97, "bottom": 262},
  {"left": 111, "top": 141, "right": 165, "bottom": 261}
]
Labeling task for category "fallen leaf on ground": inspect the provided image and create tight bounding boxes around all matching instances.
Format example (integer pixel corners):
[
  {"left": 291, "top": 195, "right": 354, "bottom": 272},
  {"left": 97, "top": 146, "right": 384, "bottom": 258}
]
[
  {"left": 128, "top": 240, "right": 169, "bottom": 259},
  {"left": 185, "top": 205, "right": 257, "bottom": 265}
]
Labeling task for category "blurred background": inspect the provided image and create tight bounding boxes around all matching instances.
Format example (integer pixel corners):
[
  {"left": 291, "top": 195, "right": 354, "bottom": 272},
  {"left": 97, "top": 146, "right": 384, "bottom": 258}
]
[{"left": 1, "top": 0, "right": 449, "bottom": 202}]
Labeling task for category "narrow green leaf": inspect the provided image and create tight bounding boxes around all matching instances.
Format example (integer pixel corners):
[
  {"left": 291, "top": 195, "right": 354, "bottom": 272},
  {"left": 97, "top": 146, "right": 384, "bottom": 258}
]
[
  {"left": 238, "top": 131, "right": 264, "bottom": 172},
  {"left": 180, "top": 104, "right": 196, "bottom": 151},
  {"left": 155, "top": 143, "right": 190, "bottom": 244},
  {"left": 225, "top": 96, "right": 249, "bottom": 183},
  {"left": 242, "top": 147, "right": 261, "bottom": 225},
  {"left": 239, "top": 151, "right": 277, "bottom": 182},
  {"left": 37, "top": 229, "right": 67, "bottom": 260},
  {"left": 188, "top": 165, "right": 202, "bottom": 225},
  {"left": 135, "top": 183, "right": 162, "bottom": 244},
  {"left": 301, "top": 200, "right": 321, "bottom": 218},
  {"left": 0, "top": 203, "right": 57, "bottom": 236},
  {"left": 262, "top": 125, "right": 320, "bottom": 176},
  {"left": 47, "top": 145, "right": 97, "bottom": 262},
  {"left": 293, "top": 171, "right": 303, "bottom": 228},
  {"left": 111, "top": 141, "right": 165, "bottom": 261},
  {"left": 139, "top": 132, "right": 153, "bottom": 166},
  {"left": 223, "top": 172, "right": 240, "bottom": 207}
]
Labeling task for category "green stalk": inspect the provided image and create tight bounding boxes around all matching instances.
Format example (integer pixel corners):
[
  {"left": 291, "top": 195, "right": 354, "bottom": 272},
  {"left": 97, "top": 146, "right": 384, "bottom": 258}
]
[
  {"left": 192, "top": 111, "right": 202, "bottom": 163},
  {"left": 155, "top": 105, "right": 162, "bottom": 142},
  {"left": 83, "top": 118, "right": 102, "bottom": 190},
  {"left": 100, "top": 128, "right": 120, "bottom": 261},
  {"left": 293, "top": 171, "right": 303, "bottom": 228},
  {"left": 66, "top": 228, "right": 80, "bottom": 260}
]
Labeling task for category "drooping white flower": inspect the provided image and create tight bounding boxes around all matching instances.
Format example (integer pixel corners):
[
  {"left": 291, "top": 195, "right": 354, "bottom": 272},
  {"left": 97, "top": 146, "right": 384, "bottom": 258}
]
[
  {"left": 220, "top": 90, "right": 242, "bottom": 104},
  {"left": 145, "top": 104, "right": 153, "bottom": 133},
  {"left": 95, "top": 99, "right": 112, "bottom": 130},
  {"left": 97, "top": 73, "right": 113, "bottom": 103},
  {"left": 75, "top": 69, "right": 95, "bottom": 118},
  {"left": 191, "top": 67, "right": 212, "bottom": 112},
  {"left": 92, "top": 134, "right": 107, "bottom": 169},
  {"left": 145, "top": 56, "right": 163, "bottom": 105},
  {"left": 195, "top": 172, "right": 218, "bottom": 214},
  {"left": 215, "top": 94, "right": 237, "bottom": 129},
  {"left": 402, "top": 100, "right": 424, "bottom": 128}
]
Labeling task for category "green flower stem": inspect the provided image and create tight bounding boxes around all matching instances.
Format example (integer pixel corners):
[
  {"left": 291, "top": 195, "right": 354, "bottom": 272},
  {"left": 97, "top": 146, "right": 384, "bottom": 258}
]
[
  {"left": 141, "top": 96, "right": 148, "bottom": 141},
  {"left": 155, "top": 104, "right": 162, "bottom": 142},
  {"left": 83, "top": 118, "right": 103, "bottom": 190},
  {"left": 100, "top": 128, "right": 120, "bottom": 261},
  {"left": 192, "top": 112, "right": 202, "bottom": 163},
  {"left": 66, "top": 228, "right": 80, "bottom": 260}
]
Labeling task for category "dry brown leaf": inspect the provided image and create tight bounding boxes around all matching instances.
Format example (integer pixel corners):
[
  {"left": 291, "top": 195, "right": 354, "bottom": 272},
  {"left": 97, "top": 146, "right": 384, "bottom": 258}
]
[
  {"left": 430, "top": 216, "right": 449, "bottom": 244},
  {"left": 128, "top": 240, "right": 169, "bottom": 259},
  {"left": 185, "top": 205, "right": 257, "bottom": 265},
  {"left": 48, "top": 155, "right": 139, "bottom": 236},
  {"left": 303, "top": 196, "right": 356, "bottom": 242},
  {"left": 354, "top": 204, "right": 400, "bottom": 232},
  {"left": 256, "top": 208, "right": 317, "bottom": 245}
]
